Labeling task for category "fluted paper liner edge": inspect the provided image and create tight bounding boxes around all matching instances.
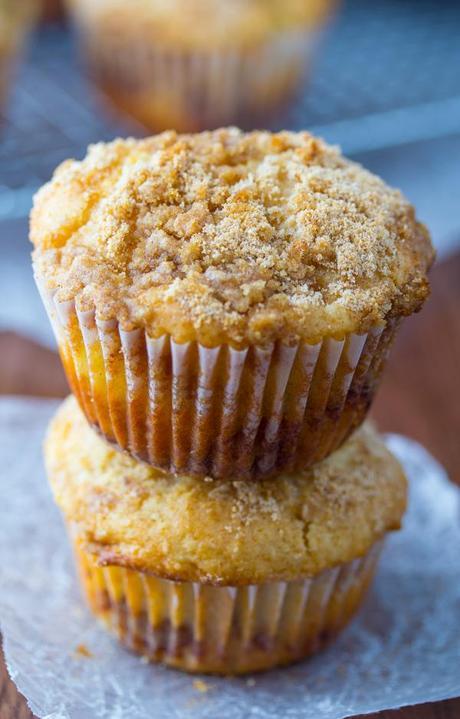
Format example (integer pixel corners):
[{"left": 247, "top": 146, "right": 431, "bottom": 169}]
[
  {"left": 35, "top": 275, "right": 398, "bottom": 479},
  {"left": 73, "top": 536, "right": 384, "bottom": 675}
]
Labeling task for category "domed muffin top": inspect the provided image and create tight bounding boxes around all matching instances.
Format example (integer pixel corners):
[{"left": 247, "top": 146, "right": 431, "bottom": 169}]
[
  {"left": 66, "top": 0, "right": 334, "bottom": 49},
  {"left": 31, "top": 128, "right": 433, "bottom": 347},
  {"left": 45, "top": 396, "right": 407, "bottom": 585}
]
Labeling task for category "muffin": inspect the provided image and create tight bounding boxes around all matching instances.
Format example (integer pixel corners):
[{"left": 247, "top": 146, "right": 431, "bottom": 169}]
[
  {"left": 45, "top": 395, "right": 407, "bottom": 675},
  {"left": 65, "top": 0, "right": 336, "bottom": 132},
  {"left": 0, "top": 0, "right": 36, "bottom": 116},
  {"left": 32, "top": 129, "right": 434, "bottom": 480}
]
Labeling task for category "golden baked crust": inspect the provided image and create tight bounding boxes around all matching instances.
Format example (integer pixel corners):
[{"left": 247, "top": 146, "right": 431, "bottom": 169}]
[
  {"left": 45, "top": 396, "right": 407, "bottom": 585},
  {"left": 31, "top": 128, "right": 434, "bottom": 347},
  {"left": 67, "top": 0, "right": 334, "bottom": 50}
]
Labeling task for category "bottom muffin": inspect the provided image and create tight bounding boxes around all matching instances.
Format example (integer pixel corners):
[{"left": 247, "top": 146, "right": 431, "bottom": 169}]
[{"left": 45, "top": 396, "right": 407, "bottom": 675}]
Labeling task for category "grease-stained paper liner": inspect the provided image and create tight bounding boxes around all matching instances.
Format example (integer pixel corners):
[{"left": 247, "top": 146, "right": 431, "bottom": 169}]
[
  {"left": 36, "top": 276, "right": 399, "bottom": 480},
  {"left": 1, "top": 399, "right": 460, "bottom": 719},
  {"left": 74, "top": 537, "right": 382, "bottom": 675},
  {"left": 76, "top": 25, "right": 316, "bottom": 131}
]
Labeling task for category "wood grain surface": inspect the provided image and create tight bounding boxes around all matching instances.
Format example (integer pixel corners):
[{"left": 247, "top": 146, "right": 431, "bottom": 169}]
[{"left": 1, "top": 253, "right": 459, "bottom": 719}]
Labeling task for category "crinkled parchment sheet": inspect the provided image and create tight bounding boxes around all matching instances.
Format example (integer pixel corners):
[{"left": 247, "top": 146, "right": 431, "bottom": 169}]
[{"left": 0, "top": 398, "right": 459, "bottom": 719}]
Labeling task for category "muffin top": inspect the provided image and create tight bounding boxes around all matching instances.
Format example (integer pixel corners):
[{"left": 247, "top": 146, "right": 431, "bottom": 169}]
[
  {"left": 31, "top": 128, "right": 433, "bottom": 348},
  {"left": 67, "top": 0, "right": 334, "bottom": 49},
  {"left": 45, "top": 396, "right": 407, "bottom": 585}
]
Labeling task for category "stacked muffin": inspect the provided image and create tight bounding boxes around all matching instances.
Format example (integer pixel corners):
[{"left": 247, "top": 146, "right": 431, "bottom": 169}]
[{"left": 31, "top": 128, "right": 434, "bottom": 674}]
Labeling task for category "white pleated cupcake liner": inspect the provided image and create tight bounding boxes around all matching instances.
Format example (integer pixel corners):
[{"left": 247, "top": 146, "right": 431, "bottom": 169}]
[
  {"left": 36, "top": 276, "right": 399, "bottom": 479},
  {"left": 75, "top": 537, "right": 383, "bottom": 674},
  {"left": 76, "top": 25, "right": 317, "bottom": 130}
]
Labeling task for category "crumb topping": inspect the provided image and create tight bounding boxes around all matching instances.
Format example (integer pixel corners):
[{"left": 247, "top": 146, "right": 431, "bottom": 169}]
[{"left": 31, "top": 128, "right": 434, "bottom": 347}]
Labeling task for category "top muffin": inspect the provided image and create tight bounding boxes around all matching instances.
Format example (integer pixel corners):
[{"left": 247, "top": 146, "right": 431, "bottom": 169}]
[
  {"left": 66, "top": 0, "right": 334, "bottom": 50},
  {"left": 31, "top": 128, "right": 434, "bottom": 348}
]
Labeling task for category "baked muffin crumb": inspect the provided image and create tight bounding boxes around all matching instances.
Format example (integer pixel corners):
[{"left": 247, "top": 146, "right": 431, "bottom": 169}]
[{"left": 32, "top": 128, "right": 434, "bottom": 347}]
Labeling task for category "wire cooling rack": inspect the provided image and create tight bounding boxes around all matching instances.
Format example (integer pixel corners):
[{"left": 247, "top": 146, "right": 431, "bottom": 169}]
[{"left": 1, "top": 0, "right": 459, "bottom": 221}]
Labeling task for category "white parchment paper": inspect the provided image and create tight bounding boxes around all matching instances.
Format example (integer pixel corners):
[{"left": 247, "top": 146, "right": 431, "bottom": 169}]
[{"left": 0, "top": 397, "right": 459, "bottom": 719}]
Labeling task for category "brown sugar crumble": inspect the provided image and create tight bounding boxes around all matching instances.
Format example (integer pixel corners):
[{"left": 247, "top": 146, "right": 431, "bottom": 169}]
[
  {"left": 31, "top": 128, "right": 434, "bottom": 347},
  {"left": 193, "top": 679, "right": 213, "bottom": 693},
  {"left": 74, "top": 643, "right": 93, "bottom": 658}
]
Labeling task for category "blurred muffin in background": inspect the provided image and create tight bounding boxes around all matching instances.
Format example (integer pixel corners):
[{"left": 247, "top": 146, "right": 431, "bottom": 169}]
[
  {"left": 66, "top": 0, "right": 337, "bottom": 132},
  {"left": 0, "top": 0, "right": 36, "bottom": 116}
]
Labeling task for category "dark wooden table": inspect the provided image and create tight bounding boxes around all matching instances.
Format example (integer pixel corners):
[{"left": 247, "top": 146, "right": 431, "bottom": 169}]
[{"left": 1, "top": 253, "right": 459, "bottom": 719}]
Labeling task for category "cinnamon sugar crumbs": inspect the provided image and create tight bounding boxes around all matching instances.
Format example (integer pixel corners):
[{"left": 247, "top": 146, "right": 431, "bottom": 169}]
[
  {"left": 209, "top": 480, "right": 283, "bottom": 526},
  {"left": 193, "top": 679, "right": 213, "bottom": 693},
  {"left": 31, "top": 128, "right": 433, "bottom": 346},
  {"left": 74, "top": 643, "right": 93, "bottom": 658}
]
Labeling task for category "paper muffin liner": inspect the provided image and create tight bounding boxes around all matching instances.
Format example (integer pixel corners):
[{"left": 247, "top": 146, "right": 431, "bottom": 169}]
[
  {"left": 74, "top": 24, "right": 318, "bottom": 132},
  {"left": 73, "top": 536, "right": 384, "bottom": 675},
  {"left": 36, "top": 276, "right": 400, "bottom": 480}
]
